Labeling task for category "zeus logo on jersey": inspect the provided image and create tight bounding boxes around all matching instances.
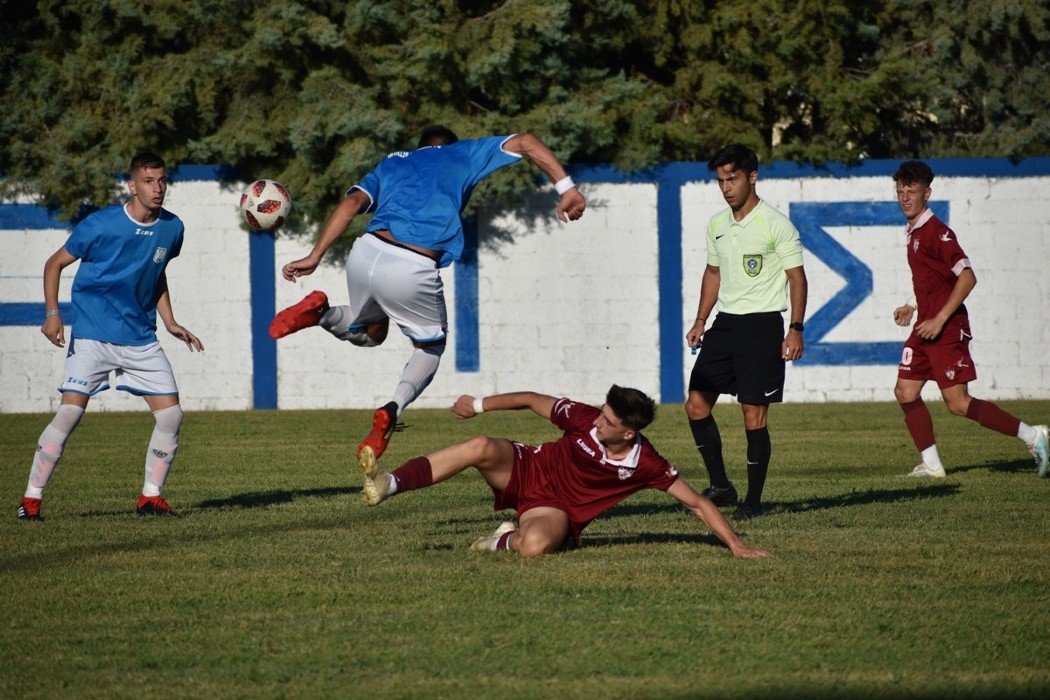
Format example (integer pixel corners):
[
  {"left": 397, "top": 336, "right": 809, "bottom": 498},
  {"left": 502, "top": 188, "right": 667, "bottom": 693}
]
[{"left": 134, "top": 228, "right": 153, "bottom": 236}]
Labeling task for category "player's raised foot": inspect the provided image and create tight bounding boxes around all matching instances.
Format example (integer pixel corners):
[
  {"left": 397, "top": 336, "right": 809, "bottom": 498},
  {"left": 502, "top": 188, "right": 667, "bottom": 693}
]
[
  {"left": 701, "top": 483, "right": 739, "bottom": 507},
  {"left": 357, "top": 401, "right": 399, "bottom": 462},
  {"left": 470, "top": 521, "right": 517, "bottom": 551},
  {"left": 900, "top": 462, "right": 947, "bottom": 479},
  {"left": 358, "top": 446, "right": 393, "bottom": 506},
  {"left": 17, "top": 497, "right": 42, "bottom": 521},
  {"left": 1027, "top": 424, "right": 1050, "bottom": 477},
  {"left": 732, "top": 503, "right": 765, "bottom": 521},
  {"left": 269, "top": 290, "right": 329, "bottom": 339},
  {"left": 137, "top": 495, "right": 179, "bottom": 517}
]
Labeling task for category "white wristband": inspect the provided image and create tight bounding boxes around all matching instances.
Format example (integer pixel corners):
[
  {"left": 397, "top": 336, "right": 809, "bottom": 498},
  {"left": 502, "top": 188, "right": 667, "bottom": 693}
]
[
  {"left": 905, "top": 296, "right": 917, "bottom": 308},
  {"left": 554, "top": 176, "right": 576, "bottom": 195},
  {"left": 473, "top": 397, "right": 486, "bottom": 414},
  {"left": 45, "top": 309, "right": 60, "bottom": 318}
]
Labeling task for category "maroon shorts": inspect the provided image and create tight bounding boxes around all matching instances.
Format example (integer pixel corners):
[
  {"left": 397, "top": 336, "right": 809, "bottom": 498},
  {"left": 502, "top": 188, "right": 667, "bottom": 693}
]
[
  {"left": 897, "top": 316, "right": 977, "bottom": 389},
  {"left": 490, "top": 442, "right": 582, "bottom": 546}
]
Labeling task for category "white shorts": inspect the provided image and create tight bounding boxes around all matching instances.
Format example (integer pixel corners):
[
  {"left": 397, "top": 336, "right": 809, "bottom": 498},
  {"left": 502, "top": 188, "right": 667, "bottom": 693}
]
[
  {"left": 344, "top": 233, "right": 448, "bottom": 343},
  {"left": 60, "top": 338, "right": 179, "bottom": 397}
]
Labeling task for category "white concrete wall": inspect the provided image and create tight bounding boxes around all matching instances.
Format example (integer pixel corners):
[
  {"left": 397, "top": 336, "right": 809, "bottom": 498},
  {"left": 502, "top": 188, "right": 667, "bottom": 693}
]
[{"left": 2, "top": 166, "right": 1048, "bottom": 413}]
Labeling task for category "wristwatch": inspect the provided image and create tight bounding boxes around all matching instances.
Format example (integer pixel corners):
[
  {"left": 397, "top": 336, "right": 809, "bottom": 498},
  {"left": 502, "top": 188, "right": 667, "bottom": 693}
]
[{"left": 789, "top": 322, "right": 804, "bottom": 332}]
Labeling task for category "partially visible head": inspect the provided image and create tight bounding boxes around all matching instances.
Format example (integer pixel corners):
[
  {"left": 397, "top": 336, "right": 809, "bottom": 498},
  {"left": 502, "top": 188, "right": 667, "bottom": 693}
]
[
  {"left": 126, "top": 151, "right": 168, "bottom": 212},
  {"left": 603, "top": 385, "right": 657, "bottom": 433},
  {"left": 707, "top": 143, "right": 759, "bottom": 175},
  {"left": 892, "top": 160, "right": 934, "bottom": 189},
  {"left": 130, "top": 151, "right": 166, "bottom": 176},
  {"left": 417, "top": 125, "right": 459, "bottom": 148}
]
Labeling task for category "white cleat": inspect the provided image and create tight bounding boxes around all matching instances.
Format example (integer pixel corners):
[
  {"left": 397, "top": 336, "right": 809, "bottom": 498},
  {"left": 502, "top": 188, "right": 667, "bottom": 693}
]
[
  {"left": 1028, "top": 424, "right": 1050, "bottom": 477},
  {"left": 470, "top": 521, "right": 517, "bottom": 551},
  {"left": 900, "top": 462, "right": 947, "bottom": 479},
  {"left": 358, "top": 446, "right": 391, "bottom": 506}
]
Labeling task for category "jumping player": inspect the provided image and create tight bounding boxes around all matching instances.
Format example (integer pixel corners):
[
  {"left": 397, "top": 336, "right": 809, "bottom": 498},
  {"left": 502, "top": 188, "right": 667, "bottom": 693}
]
[
  {"left": 891, "top": 160, "right": 1049, "bottom": 477},
  {"left": 356, "top": 385, "right": 769, "bottom": 559},
  {"left": 17, "top": 152, "right": 203, "bottom": 521},
  {"left": 269, "top": 125, "right": 586, "bottom": 471}
]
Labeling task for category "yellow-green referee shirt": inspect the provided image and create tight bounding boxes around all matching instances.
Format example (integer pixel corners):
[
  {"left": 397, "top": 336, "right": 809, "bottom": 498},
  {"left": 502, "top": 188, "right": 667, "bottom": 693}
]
[{"left": 707, "top": 199, "right": 804, "bottom": 314}]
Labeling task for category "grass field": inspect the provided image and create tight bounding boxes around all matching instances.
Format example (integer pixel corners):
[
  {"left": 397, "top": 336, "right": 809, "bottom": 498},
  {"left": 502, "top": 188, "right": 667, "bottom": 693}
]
[{"left": 2, "top": 399, "right": 1049, "bottom": 699}]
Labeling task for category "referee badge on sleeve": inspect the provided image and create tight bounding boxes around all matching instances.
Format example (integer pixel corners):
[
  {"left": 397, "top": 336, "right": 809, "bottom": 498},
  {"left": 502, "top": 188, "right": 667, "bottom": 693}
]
[{"left": 743, "top": 254, "right": 763, "bottom": 277}]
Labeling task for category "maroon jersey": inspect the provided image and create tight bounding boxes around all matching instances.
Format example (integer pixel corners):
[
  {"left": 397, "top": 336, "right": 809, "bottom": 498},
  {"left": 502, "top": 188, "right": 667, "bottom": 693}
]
[
  {"left": 905, "top": 209, "right": 972, "bottom": 344},
  {"left": 496, "top": 398, "right": 680, "bottom": 541}
]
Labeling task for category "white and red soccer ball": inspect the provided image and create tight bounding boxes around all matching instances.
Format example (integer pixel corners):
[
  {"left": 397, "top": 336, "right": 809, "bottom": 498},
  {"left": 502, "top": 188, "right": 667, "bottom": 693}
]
[{"left": 239, "top": 179, "right": 291, "bottom": 231}]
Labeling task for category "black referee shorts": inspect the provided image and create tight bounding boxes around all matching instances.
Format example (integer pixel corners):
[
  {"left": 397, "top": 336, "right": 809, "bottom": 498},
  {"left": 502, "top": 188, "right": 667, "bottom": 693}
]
[{"left": 688, "top": 312, "right": 786, "bottom": 404}]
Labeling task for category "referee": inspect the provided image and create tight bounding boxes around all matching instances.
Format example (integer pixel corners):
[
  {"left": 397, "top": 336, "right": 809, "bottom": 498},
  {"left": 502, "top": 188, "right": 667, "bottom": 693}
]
[{"left": 684, "top": 144, "right": 808, "bottom": 520}]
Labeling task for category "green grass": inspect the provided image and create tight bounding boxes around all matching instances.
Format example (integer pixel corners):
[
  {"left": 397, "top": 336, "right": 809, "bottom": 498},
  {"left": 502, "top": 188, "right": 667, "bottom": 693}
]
[{"left": 2, "top": 400, "right": 1049, "bottom": 699}]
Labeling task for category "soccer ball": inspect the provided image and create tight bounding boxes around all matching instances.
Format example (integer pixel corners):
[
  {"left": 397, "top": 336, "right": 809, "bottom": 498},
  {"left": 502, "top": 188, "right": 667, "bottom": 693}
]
[{"left": 239, "top": 179, "right": 292, "bottom": 231}]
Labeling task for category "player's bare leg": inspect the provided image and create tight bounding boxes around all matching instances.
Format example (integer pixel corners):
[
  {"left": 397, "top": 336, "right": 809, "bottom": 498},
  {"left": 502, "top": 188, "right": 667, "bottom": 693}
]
[
  {"left": 359, "top": 436, "right": 515, "bottom": 506},
  {"left": 510, "top": 507, "right": 571, "bottom": 558},
  {"left": 427, "top": 436, "right": 516, "bottom": 489}
]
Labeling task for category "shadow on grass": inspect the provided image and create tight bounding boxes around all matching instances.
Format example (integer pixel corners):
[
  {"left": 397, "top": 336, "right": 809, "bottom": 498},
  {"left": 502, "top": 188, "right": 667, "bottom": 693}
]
[
  {"left": 193, "top": 486, "right": 360, "bottom": 511},
  {"left": 603, "top": 483, "right": 961, "bottom": 521},
  {"left": 947, "top": 458, "right": 1035, "bottom": 475},
  {"left": 72, "top": 486, "right": 361, "bottom": 517}
]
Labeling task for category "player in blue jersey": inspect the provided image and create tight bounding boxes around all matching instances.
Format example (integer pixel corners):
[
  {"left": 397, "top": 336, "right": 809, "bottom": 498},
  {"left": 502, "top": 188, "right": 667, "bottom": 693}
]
[
  {"left": 270, "top": 125, "right": 586, "bottom": 467},
  {"left": 17, "top": 152, "right": 203, "bottom": 521}
]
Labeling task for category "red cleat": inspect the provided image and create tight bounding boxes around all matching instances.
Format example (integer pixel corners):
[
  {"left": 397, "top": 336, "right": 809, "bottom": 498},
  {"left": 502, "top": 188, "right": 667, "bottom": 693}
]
[
  {"left": 269, "top": 290, "right": 329, "bottom": 339},
  {"left": 17, "top": 497, "right": 42, "bottom": 521},
  {"left": 137, "top": 495, "right": 179, "bottom": 517},
  {"left": 356, "top": 402, "right": 399, "bottom": 461}
]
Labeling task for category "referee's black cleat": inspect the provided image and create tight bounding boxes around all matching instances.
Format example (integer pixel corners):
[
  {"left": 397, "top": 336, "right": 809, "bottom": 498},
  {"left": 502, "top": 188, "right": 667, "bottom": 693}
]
[
  {"left": 701, "top": 483, "right": 739, "bottom": 507},
  {"left": 732, "top": 503, "right": 765, "bottom": 521}
]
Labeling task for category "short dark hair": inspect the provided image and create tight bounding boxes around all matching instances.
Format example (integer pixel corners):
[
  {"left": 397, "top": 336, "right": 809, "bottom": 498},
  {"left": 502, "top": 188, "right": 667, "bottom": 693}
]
[
  {"left": 605, "top": 385, "right": 657, "bottom": 432},
  {"left": 129, "top": 151, "right": 166, "bottom": 175},
  {"left": 708, "top": 143, "right": 759, "bottom": 174},
  {"left": 418, "top": 125, "right": 459, "bottom": 148},
  {"left": 893, "top": 160, "right": 934, "bottom": 188}
]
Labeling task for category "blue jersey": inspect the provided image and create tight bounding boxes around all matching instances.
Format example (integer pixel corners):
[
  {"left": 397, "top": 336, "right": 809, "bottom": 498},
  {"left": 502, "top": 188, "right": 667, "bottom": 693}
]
[
  {"left": 352, "top": 135, "right": 523, "bottom": 267},
  {"left": 65, "top": 204, "right": 184, "bottom": 345}
]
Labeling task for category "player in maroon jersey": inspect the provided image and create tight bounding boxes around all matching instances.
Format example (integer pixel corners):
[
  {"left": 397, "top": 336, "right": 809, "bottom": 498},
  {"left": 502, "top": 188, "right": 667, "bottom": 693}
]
[
  {"left": 356, "top": 385, "right": 769, "bottom": 558},
  {"left": 891, "top": 161, "right": 1048, "bottom": 478}
]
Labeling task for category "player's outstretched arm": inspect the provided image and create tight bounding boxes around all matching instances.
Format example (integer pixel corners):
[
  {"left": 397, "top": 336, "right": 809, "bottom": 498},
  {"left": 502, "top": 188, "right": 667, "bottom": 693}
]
[
  {"left": 503, "top": 133, "right": 585, "bottom": 222},
  {"left": 281, "top": 189, "right": 371, "bottom": 282},
  {"left": 452, "top": 392, "right": 557, "bottom": 420},
  {"left": 668, "top": 479, "right": 770, "bottom": 559}
]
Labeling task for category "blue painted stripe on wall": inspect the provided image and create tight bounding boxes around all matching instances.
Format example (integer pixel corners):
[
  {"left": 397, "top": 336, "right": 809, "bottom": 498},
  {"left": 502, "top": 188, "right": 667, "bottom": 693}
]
[
  {"left": 249, "top": 231, "right": 277, "bottom": 409},
  {"left": 0, "top": 203, "right": 70, "bottom": 230},
  {"left": 656, "top": 165, "right": 686, "bottom": 403},
  {"left": 455, "top": 218, "right": 480, "bottom": 372},
  {"left": 0, "top": 302, "right": 74, "bottom": 325}
]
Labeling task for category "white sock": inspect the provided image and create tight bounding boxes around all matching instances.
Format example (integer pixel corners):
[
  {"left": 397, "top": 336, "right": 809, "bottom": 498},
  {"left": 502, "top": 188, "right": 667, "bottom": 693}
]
[
  {"left": 392, "top": 346, "right": 443, "bottom": 409},
  {"left": 143, "top": 405, "right": 183, "bottom": 497},
  {"left": 25, "top": 404, "right": 85, "bottom": 499},
  {"left": 1017, "top": 422, "right": 1037, "bottom": 444},
  {"left": 921, "top": 445, "right": 943, "bottom": 469}
]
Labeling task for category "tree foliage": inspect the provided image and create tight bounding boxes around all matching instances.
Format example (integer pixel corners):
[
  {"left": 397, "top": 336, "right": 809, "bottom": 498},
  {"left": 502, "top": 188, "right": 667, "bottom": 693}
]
[{"left": 2, "top": 0, "right": 1048, "bottom": 242}]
